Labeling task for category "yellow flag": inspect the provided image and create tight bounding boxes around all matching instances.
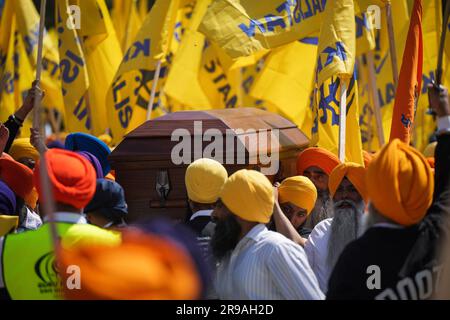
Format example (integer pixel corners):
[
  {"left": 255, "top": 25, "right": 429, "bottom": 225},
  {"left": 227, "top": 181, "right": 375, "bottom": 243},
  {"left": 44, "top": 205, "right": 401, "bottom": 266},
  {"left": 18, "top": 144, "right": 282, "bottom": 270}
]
[
  {"left": 199, "top": 0, "right": 326, "bottom": 59},
  {"left": 112, "top": 0, "right": 143, "bottom": 52},
  {"left": 12, "top": 0, "right": 64, "bottom": 115},
  {"left": 165, "top": 0, "right": 212, "bottom": 109},
  {"left": 241, "top": 58, "right": 276, "bottom": 112},
  {"left": 355, "top": 0, "right": 376, "bottom": 56},
  {"left": 198, "top": 41, "right": 239, "bottom": 109},
  {"left": 357, "top": 56, "right": 377, "bottom": 151},
  {"left": 15, "top": 28, "right": 36, "bottom": 136},
  {"left": 314, "top": 0, "right": 363, "bottom": 165},
  {"left": 137, "top": 0, "right": 150, "bottom": 21},
  {"left": 359, "top": 0, "right": 410, "bottom": 150},
  {"left": 0, "top": 0, "right": 57, "bottom": 136},
  {"left": 166, "top": 1, "right": 196, "bottom": 64},
  {"left": 315, "top": 75, "right": 364, "bottom": 164},
  {"left": 316, "top": 0, "right": 355, "bottom": 85},
  {"left": 251, "top": 38, "right": 317, "bottom": 129},
  {"left": 107, "top": 0, "right": 180, "bottom": 144},
  {"left": 413, "top": 0, "right": 442, "bottom": 152},
  {"left": 0, "top": 0, "right": 18, "bottom": 122},
  {"left": 73, "top": 0, "right": 123, "bottom": 136},
  {"left": 55, "top": 0, "right": 91, "bottom": 133}
]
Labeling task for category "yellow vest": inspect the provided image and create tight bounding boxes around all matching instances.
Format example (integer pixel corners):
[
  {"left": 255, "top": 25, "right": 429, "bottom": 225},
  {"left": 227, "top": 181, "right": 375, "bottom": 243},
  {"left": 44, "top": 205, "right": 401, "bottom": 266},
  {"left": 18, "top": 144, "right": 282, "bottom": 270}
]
[{"left": 2, "top": 222, "right": 121, "bottom": 300}]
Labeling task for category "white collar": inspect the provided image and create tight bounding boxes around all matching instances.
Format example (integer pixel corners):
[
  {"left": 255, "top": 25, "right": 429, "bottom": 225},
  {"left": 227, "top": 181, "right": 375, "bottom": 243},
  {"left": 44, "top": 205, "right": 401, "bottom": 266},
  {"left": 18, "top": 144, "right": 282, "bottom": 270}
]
[
  {"left": 243, "top": 224, "right": 268, "bottom": 242},
  {"left": 43, "top": 212, "right": 87, "bottom": 225},
  {"left": 190, "top": 210, "right": 213, "bottom": 221},
  {"left": 227, "top": 224, "right": 268, "bottom": 258}
]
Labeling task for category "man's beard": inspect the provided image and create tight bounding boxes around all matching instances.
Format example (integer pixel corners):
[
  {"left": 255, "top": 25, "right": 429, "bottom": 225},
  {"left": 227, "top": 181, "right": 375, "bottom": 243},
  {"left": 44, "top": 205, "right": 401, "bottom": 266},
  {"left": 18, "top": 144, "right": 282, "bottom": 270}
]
[
  {"left": 304, "top": 191, "right": 334, "bottom": 229},
  {"left": 211, "top": 214, "right": 242, "bottom": 261},
  {"left": 326, "top": 199, "right": 365, "bottom": 269}
]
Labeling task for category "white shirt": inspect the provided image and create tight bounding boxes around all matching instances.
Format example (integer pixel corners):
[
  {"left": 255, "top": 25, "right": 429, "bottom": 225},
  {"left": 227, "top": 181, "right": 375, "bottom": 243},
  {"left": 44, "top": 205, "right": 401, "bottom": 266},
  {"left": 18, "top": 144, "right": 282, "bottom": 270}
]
[
  {"left": 189, "top": 209, "right": 213, "bottom": 221},
  {"left": 0, "top": 212, "right": 86, "bottom": 289},
  {"left": 215, "top": 224, "right": 324, "bottom": 300},
  {"left": 304, "top": 218, "right": 333, "bottom": 293}
]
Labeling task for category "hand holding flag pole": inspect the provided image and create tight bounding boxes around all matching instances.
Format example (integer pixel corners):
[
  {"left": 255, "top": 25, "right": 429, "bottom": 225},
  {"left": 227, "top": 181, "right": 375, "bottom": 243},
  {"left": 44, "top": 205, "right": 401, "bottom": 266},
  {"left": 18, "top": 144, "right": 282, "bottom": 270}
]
[
  {"left": 428, "top": 0, "right": 450, "bottom": 116},
  {"left": 32, "top": 0, "right": 59, "bottom": 257},
  {"left": 436, "top": 0, "right": 450, "bottom": 87}
]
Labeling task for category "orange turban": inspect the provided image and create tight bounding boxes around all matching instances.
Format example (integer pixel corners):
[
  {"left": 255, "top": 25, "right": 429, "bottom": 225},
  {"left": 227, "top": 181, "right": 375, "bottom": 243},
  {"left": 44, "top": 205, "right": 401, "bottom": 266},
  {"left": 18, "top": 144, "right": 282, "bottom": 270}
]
[
  {"left": 34, "top": 149, "right": 96, "bottom": 209},
  {"left": 0, "top": 158, "right": 37, "bottom": 208},
  {"left": 279, "top": 176, "right": 317, "bottom": 215},
  {"left": 363, "top": 151, "right": 373, "bottom": 168},
  {"left": 329, "top": 163, "right": 368, "bottom": 203},
  {"left": 60, "top": 230, "right": 201, "bottom": 300},
  {"left": 367, "top": 139, "right": 434, "bottom": 226},
  {"left": 297, "top": 147, "right": 340, "bottom": 175}
]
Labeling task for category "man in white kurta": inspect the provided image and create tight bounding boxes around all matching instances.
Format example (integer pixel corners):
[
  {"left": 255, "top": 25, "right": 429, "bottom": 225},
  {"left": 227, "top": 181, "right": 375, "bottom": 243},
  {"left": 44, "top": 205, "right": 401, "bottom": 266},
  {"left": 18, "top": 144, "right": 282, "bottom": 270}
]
[
  {"left": 211, "top": 169, "right": 324, "bottom": 300},
  {"left": 304, "top": 164, "right": 368, "bottom": 293}
]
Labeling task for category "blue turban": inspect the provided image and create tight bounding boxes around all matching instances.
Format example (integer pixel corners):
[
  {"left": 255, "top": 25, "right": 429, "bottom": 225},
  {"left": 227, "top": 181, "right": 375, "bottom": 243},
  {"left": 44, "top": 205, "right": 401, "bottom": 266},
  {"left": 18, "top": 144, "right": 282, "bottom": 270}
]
[
  {"left": 84, "top": 179, "right": 127, "bottom": 221},
  {"left": 65, "top": 133, "right": 111, "bottom": 176},
  {"left": 77, "top": 151, "right": 104, "bottom": 179},
  {"left": 0, "top": 180, "right": 16, "bottom": 215}
]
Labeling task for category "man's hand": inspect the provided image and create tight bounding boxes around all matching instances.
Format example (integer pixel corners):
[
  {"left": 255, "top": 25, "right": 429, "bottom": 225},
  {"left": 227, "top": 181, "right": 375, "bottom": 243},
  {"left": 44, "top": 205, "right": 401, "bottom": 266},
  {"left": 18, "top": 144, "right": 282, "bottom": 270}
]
[
  {"left": 273, "top": 182, "right": 280, "bottom": 203},
  {"left": 0, "top": 123, "right": 10, "bottom": 155},
  {"left": 30, "top": 128, "right": 47, "bottom": 153},
  {"left": 15, "top": 81, "right": 45, "bottom": 121},
  {"left": 428, "top": 84, "right": 450, "bottom": 118}
]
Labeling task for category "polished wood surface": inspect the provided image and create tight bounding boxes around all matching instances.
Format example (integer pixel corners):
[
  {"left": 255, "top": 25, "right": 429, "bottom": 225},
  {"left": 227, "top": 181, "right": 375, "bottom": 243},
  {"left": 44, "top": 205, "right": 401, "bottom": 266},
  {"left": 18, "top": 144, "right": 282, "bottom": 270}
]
[{"left": 110, "top": 108, "right": 310, "bottom": 222}]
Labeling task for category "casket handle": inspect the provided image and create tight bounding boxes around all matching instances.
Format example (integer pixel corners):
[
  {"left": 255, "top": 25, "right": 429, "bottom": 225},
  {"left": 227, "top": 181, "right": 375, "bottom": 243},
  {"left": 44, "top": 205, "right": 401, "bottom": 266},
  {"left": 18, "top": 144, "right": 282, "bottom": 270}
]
[{"left": 155, "top": 170, "right": 171, "bottom": 207}]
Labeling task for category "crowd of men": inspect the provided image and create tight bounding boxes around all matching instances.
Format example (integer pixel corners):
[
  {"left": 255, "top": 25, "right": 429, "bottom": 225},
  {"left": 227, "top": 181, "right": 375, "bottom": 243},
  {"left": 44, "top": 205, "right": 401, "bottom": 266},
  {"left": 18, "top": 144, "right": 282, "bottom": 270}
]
[{"left": 0, "top": 81, "right": 448, "bottom": 300}]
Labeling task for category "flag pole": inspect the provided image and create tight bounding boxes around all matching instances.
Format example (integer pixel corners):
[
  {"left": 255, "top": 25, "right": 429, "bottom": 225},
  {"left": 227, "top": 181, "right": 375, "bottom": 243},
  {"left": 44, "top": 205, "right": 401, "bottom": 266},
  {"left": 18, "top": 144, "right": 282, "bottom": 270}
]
[
  {"left": 386, "top": 0, "right": 399, "bottom": 90},
  {"left": 436, "top": 0, "right": 450, "bottom": 86},
  {"left": 32, "top": 0, "right": 47, "bottom": 130},
  {"left": 339, "top": 79, "right": 347, "bottom": 162},
  {"left": 367, "top": 51, "right": 385, "bottom": 147},
  {"left": 146, "top": 60, "right": 162, "bottom": 121},
  {"left": 33, "top": 0, "right": 59, "bottom": 251}
]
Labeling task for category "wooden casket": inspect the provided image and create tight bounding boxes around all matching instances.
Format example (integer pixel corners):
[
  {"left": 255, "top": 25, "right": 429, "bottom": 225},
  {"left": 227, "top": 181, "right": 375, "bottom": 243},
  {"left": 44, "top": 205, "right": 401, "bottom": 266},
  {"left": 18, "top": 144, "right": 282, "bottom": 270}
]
[{"left": 109, "top": 108, "right": 310, "bottom": 223}]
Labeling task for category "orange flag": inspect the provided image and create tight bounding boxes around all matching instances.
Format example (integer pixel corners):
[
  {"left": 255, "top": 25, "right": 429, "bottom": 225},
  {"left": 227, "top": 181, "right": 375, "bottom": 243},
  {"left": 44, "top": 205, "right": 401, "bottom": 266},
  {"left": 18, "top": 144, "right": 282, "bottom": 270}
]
[{"left": 389, "top": 0, "right": 423, "bottom": 144}]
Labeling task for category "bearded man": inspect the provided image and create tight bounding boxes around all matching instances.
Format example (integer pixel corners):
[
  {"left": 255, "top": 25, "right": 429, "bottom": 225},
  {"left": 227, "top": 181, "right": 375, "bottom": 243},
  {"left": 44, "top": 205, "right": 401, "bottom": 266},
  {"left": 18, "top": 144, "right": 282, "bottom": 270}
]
[
  {"left": 297, "top": 147, "right": 340, "bottom": 229},
  {"left": 326, "top": 85, "right": 450, "bottom": 300},
  {"left": 211, "top": 169, "right": 324, "bottom": 300},
  {"left": 304, "top": 163, "right": 368, "bottom": 293}
]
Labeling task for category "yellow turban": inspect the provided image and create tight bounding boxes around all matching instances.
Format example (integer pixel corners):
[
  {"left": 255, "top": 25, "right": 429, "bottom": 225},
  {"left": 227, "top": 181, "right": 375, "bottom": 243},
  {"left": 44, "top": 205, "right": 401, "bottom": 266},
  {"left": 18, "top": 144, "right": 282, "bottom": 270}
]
[
  {"left": 367, "top": 139, "right": 434, "bottom": 226},
  {"left": 329, "top": 162, "right": 368, "bottom": 203},
  {"left": 220, "top": 170, "right": 274, "bottom": 224},
  {"left": 9, "top": 138, "right": 39, "bottom": 162},
  {"left": 279, "top": 176, "right": 317, "bottom": 215},
  {"left": 185, "top": 158, "right": 228, "bottom": 204},
  {"left": 423, "top": 142, "right": 437, "bottom": 158}
]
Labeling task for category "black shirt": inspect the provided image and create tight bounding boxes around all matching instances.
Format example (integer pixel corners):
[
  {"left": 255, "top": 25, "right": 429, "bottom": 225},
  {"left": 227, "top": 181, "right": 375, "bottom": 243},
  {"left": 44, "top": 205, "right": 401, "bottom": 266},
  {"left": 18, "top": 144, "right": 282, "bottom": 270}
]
[
  {"left": 327, "top": 134, "right": 450, "bottom": 300},
  {"left": 4, "top": 115, "right": 22, "bottom": 153}
]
